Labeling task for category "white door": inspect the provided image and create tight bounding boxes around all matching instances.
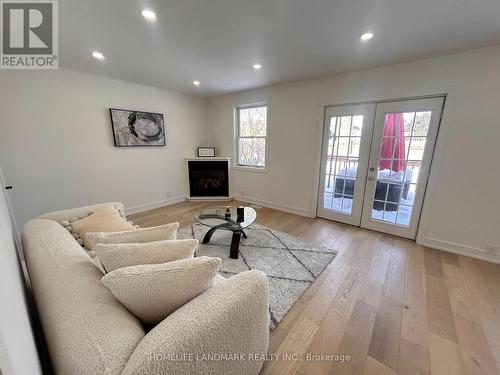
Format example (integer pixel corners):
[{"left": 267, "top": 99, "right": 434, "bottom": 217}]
[
  {"left": 317, "top": 104, "right": 375, "bottom": 225},
  {"left": 360, "top": 97, "right": 445, "bottom": 238}
]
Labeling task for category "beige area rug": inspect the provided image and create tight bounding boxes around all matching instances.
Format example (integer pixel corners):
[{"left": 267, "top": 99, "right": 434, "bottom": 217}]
[{"left": 178, "top": 223, "right": 338, "bottom": 329}]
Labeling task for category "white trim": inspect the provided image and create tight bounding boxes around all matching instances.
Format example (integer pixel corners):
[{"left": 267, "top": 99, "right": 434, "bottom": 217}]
[
  {"left": 310, "top": 94, "right": 447, "bottom": 240},
  {"left": 316, "top": 103, "right": 376, "bottom": 226},
  {"left": 124, "top": 195, "right": 186, "bottom": 215},
  {"left": 310, "top": 91, "right": 452, "bottom": 227},
  {"left": 234, "top": 194, "right": 313, "bottom": 218},
  {"left": 310, "top": 104, "right": 328, "bottom": 219},
  {"left": 360, "top": 97, "right": 445, "bottom": 239},
  {"left": 234, "top": 102, "right": 270, "bottom": 171},
  {"left": 232, "top": 166, "right": 269, "bottom": 174},
  {"left": 185, "top": 158, "right": 232, "bottom": 199},
  {"left": 184, "top": 157, "right": 231, "bottom": 161},
  {"left": 418, "top": 236, "right": 500, "bottom": 265},
  {"left": 123, "top": 196, "right": 500, "bottom": 265},
  {"left": 416, "top": 95, "right": 453, "bottom": 245}
]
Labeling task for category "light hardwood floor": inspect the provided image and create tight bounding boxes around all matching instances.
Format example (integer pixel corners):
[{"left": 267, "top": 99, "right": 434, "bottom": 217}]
[{"left": 129, "top": 200, "right": 500, "bottom": 375}]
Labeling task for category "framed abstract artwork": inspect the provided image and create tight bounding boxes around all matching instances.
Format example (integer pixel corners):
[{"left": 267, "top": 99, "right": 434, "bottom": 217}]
[{"left": 109, "top": 108, "right": 165, "bottom": 147}]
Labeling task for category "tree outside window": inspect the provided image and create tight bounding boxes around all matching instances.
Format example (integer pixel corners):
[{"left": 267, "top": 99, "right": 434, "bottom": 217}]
[{"left": 236, "top": 105, "right": 268, "bottom": 168}]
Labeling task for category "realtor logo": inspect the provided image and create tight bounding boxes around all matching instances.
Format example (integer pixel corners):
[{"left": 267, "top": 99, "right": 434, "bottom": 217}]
[{"left": 1, "top": 0, "right": 58, "bottom": 69}]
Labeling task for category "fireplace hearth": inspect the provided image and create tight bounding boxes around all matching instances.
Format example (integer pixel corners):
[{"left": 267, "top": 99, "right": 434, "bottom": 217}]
[{"left": 187, "top": 158, "right": 230, "bottom": 198}]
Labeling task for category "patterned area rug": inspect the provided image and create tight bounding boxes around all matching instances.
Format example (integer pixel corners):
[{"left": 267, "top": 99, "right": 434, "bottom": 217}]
[{"left": 178, "top": 223, "right": 337, "bottom": 329}]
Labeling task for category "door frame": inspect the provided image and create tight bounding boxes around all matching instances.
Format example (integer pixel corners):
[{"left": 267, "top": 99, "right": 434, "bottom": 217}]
[
  {"left": 316, "top": 103, "right": 375, "bottom": 226},
  {"left": 313, "top": 94, "right": 447, "bottom": 240},
  {"left": 360, "top": 96, "right": 445, "bottom": 239}
]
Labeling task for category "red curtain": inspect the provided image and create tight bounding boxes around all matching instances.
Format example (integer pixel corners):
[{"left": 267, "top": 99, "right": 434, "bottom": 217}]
[{"left": 379, "top": 113, "right": 406, "bottom": 172}]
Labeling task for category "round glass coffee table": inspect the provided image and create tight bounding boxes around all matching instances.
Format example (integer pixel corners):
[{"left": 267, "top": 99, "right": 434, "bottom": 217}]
[{"left": 194, "top": 206, "right": 257, "bottom": 259}]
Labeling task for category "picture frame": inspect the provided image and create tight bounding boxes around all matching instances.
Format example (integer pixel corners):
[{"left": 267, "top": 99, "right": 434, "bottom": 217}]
[
  {"left": 109, "top": 108, "right": 166, "bottom": 147},
  {"left": 197, "top": 146, "right": 216, "bottom": 157}
]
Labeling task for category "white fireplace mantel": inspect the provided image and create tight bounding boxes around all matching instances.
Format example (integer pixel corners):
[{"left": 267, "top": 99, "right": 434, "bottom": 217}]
[{"left": 184, "top": 157, "right": 232, "bottom": 162}]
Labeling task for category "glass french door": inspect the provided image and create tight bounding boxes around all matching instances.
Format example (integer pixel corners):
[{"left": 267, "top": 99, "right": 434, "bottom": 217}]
[
  {"left": 361, "top": 97, "right": 444, "bottom": 238},
  {"left": 318, "top": 97, "right": 444, "bottom": 239},
  {"left": 317, "top": 104, "right": 375, "bottom": 225}
]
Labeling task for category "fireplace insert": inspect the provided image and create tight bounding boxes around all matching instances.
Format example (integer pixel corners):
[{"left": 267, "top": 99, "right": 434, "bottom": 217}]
[{"left": 188, "top": 161, "right": 229, "bottom": 197}]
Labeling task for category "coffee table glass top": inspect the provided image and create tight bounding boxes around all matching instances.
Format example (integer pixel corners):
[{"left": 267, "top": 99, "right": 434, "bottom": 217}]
[{"left": 194, "top": 206, "right": 257, "bottom": 231}]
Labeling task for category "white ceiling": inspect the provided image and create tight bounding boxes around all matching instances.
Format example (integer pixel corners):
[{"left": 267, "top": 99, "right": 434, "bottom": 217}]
[{"left": 60, "top": 0, "right": 500, "bottom": 96}]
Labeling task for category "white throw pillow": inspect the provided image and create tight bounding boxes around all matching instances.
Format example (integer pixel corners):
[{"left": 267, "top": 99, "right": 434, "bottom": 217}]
[
  {"left": 95, "top": 239, "right": 199, "bottom": 273},
  {"left": 101, "top": 256, "right": 222, "bottom": 325},
  {"left": 85, "top": 222, "right": 179, "bottom": 250},
  {"left": 70, "top": 206, "right": 136, "bottom": 249}
]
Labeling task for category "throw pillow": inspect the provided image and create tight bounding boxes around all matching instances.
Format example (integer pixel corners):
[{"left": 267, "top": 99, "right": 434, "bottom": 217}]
[
  {"left": 95, "top": 239, "right": 199, "bottom": 273},
  {"left": 85, "top": 222, "right": 179, "bottom": 250},
  {"left": 101, "top": 256, "right": 222, "bottom": 325},
  {"left": 70, "top": 206, "right": 135, "bottom": 249}
]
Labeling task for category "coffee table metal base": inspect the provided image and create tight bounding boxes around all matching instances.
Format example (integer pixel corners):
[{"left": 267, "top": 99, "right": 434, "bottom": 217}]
[{"left": 201, "top": 224, "right": 247, "bottom": 259}]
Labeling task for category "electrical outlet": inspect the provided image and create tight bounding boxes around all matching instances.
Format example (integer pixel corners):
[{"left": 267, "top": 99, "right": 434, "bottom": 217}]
[
  {"left": 240, "top": 191, "right": 246, "bottom": 197},
  {"left": 166, "top": 191, "right": 171, "bottom": 198}
]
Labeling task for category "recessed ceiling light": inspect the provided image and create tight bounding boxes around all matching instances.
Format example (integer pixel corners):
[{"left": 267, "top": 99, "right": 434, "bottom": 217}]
[
  {"left": 92, "top": 51, "right": 105, "bottom": 60},
  {"left": 253, "top": 64, "right": 262, "bottom": 70},
  {"left": 360, "top": 32, "right": 374, "bottom": 41},
  {"left": 193, "top": 80, "right": 200, "bottom": 86},
  {"left": 141, "top": 10, "right": 157, "bottom": 22}
]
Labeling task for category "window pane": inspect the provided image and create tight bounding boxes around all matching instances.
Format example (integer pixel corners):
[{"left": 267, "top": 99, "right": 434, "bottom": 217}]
[
  {"left": 330, "top": 117, "right": 339, "bottom": 137},
  {"left": 238, "top": 138, "right": 266, "bottom": 166},
  {"left": 408, "top": 137, "right": 427, "bottom": 161},
  {"left": 349, "top": 137, "right": 361, "bottom": 157},
  {"left": 339, "top": 116, "right": 351, "bottom": 136},
  {"left": 413, "top": 111, "right": 431, "bottom": 136},
  {"left": 333, "top": 196, "right": 342, "bottom": 211},
  {"left": 351, "top": 116, "right": 363, "bottom": 136},
  {"left": 401, "top": 184, "right": 417, "bottom": 205},
  {"left": 336, "top": 138, "right": 350, "bottom": 157},
  {"left": 406, "top": 162, "right": 421, "bottom": 184},
  {"left": 239, "top": 106, "right": 267, "bottom": 136},
  {"left": 396, "top": 205, "right": 413, "bottom": 226},
  {"left": 342, "top": 196, "right": 353, "bottom": 214},
  {"left": 382, "top": 208, "right": 397, "bottom": 223},
  {"left": 403, "top": 112, "right": 416, "bottom": 136},
  {"left": 324, "top": 174, "right": 335, "bottom": 191},
  {"left": 333, "top": 157, "right": 346, "bottom": 176},
  {"left": 323, "top": 192, "right": 334, "bottom": 210}
]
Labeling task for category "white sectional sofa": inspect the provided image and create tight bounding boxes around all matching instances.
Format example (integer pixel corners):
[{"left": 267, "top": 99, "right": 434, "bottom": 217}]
[{"left": 22, "top": 202, "right": 269, "bottom": 375}]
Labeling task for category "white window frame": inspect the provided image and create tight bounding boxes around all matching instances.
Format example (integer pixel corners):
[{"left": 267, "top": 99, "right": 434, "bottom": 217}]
[{"left": 234, "top": 102, "right": 269, "bottom": 172}]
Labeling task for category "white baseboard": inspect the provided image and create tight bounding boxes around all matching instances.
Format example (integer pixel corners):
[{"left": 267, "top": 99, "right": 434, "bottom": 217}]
[
  {"left": 125, "top": 195, "right": 186, "bottom": 215},
  {"left": 418, "top": 237, "right": 500, "bottom": 264},
  {"left": 234, "top": 195, "right": 314, "bottom": 218},
  {"left": 123, "top": 196, "right": 500, "bottom": 265},
  {"left": 126, "top": 194, "right": 313, "bottom": 218}
]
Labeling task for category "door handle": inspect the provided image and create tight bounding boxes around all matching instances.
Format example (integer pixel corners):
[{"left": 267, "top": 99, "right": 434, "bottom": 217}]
[{"left": 368, "top": 166, "right": 376, "bottom": 180}]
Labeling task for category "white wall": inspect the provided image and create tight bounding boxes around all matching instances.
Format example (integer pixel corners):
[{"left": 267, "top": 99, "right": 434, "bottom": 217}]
[
  {"left": 0, "top": 168, "right": 41, "bottom": 375},
  {"left": 0, "top": 69, "right": 209, "bottom": 229},
  {"left": 1, "top": 46, "right": 499, "bottom": 264},
  {"left": 208, "top": 45, "right": 500, "bottom": 263}
]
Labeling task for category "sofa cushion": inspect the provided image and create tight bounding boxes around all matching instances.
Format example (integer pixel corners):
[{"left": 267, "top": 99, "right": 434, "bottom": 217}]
[
  {"left": 22, "top": 219, "right": 145, "bottom": 375},
  {"left": 95, "top": 239, "right": 199, "bottom": 272},
  {"left": 101, "top": 256, "right": 222, "bottom": 325},
  {"left": 70, "top": 206, "right": 135, "bottom": 248},
  {"left": 85, "top": 222, "right": 179, "bottom": 250},
  {"left": 36, "top": 202, "right": 126, "bottom": 222}
]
